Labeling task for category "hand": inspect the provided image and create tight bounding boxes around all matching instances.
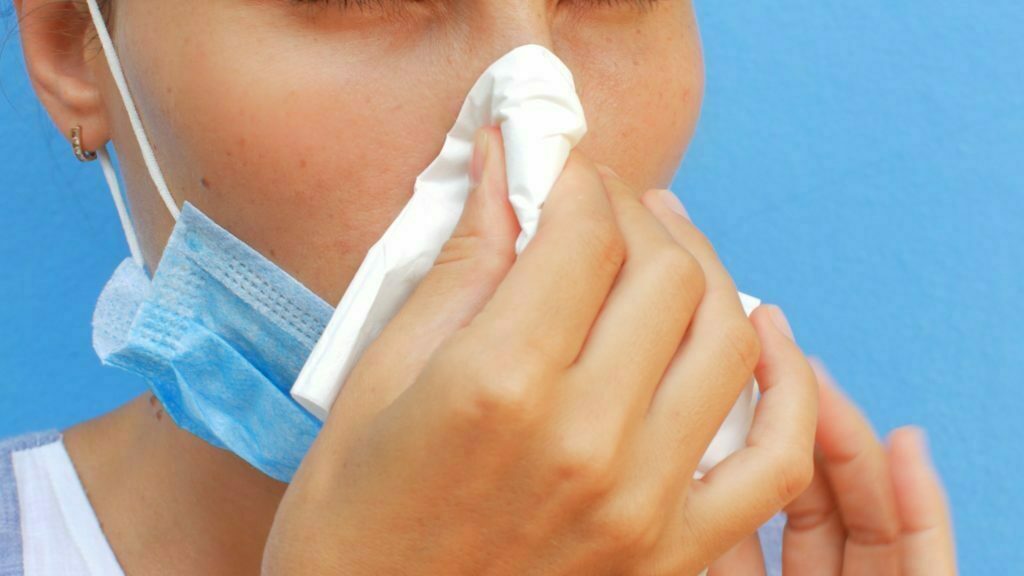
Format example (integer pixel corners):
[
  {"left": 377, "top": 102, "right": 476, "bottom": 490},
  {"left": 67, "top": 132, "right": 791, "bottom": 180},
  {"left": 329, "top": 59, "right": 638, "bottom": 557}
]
[
  {"left": 708, "top": 359, "right": 958, "bottom": 575},
  {"left": 262, "top": 127, "right": 818, "bottom": 576}
]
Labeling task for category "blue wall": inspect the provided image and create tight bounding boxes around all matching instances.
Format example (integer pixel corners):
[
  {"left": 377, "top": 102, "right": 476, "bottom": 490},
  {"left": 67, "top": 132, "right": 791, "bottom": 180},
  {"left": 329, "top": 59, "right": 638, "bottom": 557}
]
[
  {"left": 2, "top": 2, "right": 1020, "bottom": 572},
  {"left": 682, "top": 2, "right": 1022, "bottom": 572}
]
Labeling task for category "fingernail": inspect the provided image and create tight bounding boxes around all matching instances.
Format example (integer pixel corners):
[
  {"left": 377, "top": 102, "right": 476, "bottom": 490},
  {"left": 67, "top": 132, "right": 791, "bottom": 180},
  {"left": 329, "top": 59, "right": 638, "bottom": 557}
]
[
  {"left": 658, "top": 189, "right": 690, "bottom": 220},
  {"left": 470, "top": 128, "right": 490, "bottom": 188},
  {"left": 768, "top": 304, "right": 795, "bottom": 341}
]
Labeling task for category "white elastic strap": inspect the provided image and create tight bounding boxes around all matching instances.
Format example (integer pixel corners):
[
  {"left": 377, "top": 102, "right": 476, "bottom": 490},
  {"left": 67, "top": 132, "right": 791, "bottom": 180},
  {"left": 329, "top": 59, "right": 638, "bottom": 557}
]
[
  {"left": 97, "top": 145, "right": 144, "bottom": 266},
  {"left": 84, "top": 0, "right": 179, "bottom": 221}
]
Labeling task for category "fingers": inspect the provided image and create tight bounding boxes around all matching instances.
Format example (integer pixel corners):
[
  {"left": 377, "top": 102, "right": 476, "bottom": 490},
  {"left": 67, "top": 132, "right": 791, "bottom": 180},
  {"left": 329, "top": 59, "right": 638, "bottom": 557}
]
[
  {"left": 565, "top": 171, "right": 705, "bottom": 440},
  {"left": 464, "top": 151, "right": 623, "bottom": 371},
  {"left": 782, "top": 454, "right": 846, "bottom": 575},
  {"left": 385, "top": 126, "right": 520, "bottom": 364},
  {"left": 678, "top": 304, "right": 817, "bottom": 558},
  {"left": 321, "top": 126, "right": 519, "bottom": 450},
  {"left": 888, "top": 426, "right": 959, "bottom": 576},
  {"left": 640, "top": 189, "right": 763, "bottom": 476},
  {"left": 810, "top": 359, "right": 901, "bottom": 576},
  {"left": 707, "top": 533, "right": 767, "bottom": 576},
  {"left": 785, "top": 360, "right": 958, "bottom": 576}
]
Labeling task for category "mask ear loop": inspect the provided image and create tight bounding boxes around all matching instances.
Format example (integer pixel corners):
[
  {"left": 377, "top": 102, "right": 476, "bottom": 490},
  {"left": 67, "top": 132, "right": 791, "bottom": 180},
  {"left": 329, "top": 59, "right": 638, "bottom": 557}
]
[
  {"left": 84, "top": 0, "right": 180, "bottom": 266},
  {"left": 96, "top": 146, "right": 145, "bottom": 267}
]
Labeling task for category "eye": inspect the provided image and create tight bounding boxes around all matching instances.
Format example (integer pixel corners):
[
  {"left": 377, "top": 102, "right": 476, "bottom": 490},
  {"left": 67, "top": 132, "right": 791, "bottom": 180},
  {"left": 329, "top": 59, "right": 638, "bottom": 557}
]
[
  {"left": 563, "top": 0, "right": 661, "bottom": 9},
  {"left": 287, "top": 0, "right": 383, "bottom": 8},
  {"left": 287, "top": 0, "right": 662, "bottom": 11},
  {"left": 283, "top": 0, "right": 428, "bottom": 21}
]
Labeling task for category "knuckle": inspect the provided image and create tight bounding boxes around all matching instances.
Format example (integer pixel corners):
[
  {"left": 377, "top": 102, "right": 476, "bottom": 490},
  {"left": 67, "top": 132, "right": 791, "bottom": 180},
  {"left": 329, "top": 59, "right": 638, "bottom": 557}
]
[
  {"left": 473, "top": 247, "right": 517, "bottom": 286},
  {"left": 577, "top": 216, "right": 626, "bottom": 276},
  {"left": 650, "top": 244, "right": 706, "bottom": 303},
  {"left": 450, "top": 356, "right": 546, "bottom": 428},
  {"left": 847, "top": 521, "right": 902, "bottom": 548},
  {"left": 589, "top": 498, "right": 662, "bottom": 554},
  {"left": 716, "top": 316, "right": 762, "bottom": 374},
  {"left": 435, "top": 235, "right": 516, "bottom": 283},
  {"left": 770, "top": 446, "right": 815, "bottom": 505},
  {"left": 546, "top": 431, "right": 619, "bottom": 498},
  {"left": 506, "top": 321, "right": 573, "bottom": 371}
]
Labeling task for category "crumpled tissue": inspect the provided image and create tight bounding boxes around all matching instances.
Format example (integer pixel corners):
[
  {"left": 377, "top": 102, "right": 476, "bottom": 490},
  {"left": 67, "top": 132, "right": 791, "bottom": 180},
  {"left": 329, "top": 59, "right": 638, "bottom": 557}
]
[{"left": 291, "top": 44, "right": 761, "bottom": 476}]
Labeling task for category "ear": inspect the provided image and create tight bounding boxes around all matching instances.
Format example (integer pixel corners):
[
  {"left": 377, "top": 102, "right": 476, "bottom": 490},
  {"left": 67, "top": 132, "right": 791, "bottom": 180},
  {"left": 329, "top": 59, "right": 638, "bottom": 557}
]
[{"left": 15, "top": 0, "right": 110, "bottom": 153}]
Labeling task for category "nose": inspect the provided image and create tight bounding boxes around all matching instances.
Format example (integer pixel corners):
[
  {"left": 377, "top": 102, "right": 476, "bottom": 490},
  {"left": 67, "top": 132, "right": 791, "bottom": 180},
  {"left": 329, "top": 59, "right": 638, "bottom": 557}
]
[{"left": 460, "top": 0, "right": 558, "bottom": 66}]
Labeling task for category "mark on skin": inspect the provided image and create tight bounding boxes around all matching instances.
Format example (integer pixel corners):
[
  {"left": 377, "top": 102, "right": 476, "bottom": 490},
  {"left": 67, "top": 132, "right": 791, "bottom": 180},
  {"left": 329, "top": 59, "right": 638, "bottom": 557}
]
[
  {"left": 200, "top": 176, "right": 211, "bottom": 190},
  {"left": 148, "top": 392, "right": 164, "bottom": 421}
]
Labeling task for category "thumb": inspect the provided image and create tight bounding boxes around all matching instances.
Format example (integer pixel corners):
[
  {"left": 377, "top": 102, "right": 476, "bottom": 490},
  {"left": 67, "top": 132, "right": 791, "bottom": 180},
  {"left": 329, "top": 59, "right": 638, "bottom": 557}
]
[
  {"left": 396, "top": 124, "right": 520, "bottom": 345},
  {"left": 446, "top": 125, "right": 521, "bottom": 251},
  {"left": 324, "top": 126, "right": 519, "bottom": 436}
]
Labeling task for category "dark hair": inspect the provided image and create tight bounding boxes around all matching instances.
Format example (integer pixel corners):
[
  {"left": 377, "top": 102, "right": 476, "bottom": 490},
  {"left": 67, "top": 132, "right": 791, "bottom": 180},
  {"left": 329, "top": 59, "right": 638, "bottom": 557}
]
[
  {"left": 87, "top": 0, "right": 113, "bottom": 27},
  {"left": 0, "top": 1, "right": 116, "bottom": 75},
  {"left": 80, "top": 0, "right": 114, "bottom": 47},
  {"left": 1, "top": 1, "right": 113, "bottom": 32}
]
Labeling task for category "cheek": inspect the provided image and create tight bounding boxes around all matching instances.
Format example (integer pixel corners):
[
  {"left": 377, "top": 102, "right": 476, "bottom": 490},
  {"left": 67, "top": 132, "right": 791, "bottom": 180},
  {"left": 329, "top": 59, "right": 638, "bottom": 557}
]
[
  {"left": 119, "top": 2, "right": 702, "bottom": 303},
  {"left": 559, "top": 19, "right": 704, "bottom": 189},
  {"left": 126, "top": 6, "right": 467, "bottom": 302}
]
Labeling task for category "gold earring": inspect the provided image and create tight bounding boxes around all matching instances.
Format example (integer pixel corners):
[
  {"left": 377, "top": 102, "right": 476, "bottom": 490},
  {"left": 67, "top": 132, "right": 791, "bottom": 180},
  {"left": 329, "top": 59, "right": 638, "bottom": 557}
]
[{"left": 70, "top": 125, "right": 98, "bottom": 162}]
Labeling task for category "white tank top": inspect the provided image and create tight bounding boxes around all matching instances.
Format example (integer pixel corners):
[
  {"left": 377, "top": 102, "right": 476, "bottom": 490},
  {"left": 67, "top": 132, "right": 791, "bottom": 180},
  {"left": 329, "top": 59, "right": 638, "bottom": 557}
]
[{"left": 0, "top": 431, "right": 124, "bottom": 576}]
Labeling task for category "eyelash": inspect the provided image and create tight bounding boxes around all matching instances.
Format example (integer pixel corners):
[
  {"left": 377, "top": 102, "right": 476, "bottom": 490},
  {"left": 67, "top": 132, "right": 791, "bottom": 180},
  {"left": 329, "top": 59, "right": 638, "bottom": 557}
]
[{"left": 289, "top": 0, "right": 661, "bottom": 11}]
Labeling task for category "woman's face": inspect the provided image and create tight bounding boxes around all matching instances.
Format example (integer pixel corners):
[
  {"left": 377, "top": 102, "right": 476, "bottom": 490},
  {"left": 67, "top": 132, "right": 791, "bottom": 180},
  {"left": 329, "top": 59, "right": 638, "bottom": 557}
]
[{"left": 93, "top": 0, "right": 704, "bottom": 303}]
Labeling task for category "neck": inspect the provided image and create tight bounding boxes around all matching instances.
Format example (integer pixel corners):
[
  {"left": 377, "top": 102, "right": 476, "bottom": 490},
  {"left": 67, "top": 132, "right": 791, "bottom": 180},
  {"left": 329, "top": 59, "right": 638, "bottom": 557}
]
[{"left": 63, "top": 392, "right": 285, "bottom": 575}]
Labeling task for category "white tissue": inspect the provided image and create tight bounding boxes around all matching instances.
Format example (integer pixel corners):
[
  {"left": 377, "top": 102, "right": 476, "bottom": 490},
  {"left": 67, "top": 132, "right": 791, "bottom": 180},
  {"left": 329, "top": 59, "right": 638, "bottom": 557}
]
[
  {"left": 291, "top": 44, "right": 586, "bottom": 419},
  {"left": 291, "top": 44, "right": 760, "bottom": 477}
]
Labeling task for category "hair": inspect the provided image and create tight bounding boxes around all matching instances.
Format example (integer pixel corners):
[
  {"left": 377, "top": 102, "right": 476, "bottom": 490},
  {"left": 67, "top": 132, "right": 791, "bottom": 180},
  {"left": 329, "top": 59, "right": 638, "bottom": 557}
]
[
  {"left": 1, "top": 2, "right": 114, "bottom": 37},
  {"left": 95, "top": 0, "right": 111, "bottom": 13},
  {"left": 78, "top": 0, "right": 114, "bottom": 50}
]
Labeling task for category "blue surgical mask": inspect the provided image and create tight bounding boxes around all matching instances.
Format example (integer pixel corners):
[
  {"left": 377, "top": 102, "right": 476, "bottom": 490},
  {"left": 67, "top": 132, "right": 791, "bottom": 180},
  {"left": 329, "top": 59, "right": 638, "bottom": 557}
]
[
  {"left": 92, "top": 204, "right": 332, "bottom": 482},
  {"left": 83, "top": 0, "right": 332, "bottom": 482}
]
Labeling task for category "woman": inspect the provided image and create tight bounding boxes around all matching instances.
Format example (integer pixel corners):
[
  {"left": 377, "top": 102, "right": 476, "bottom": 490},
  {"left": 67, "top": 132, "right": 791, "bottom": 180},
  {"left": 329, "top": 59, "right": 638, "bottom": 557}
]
[{"left": 4, "top": 0, "right": 956, "bottom": 574}]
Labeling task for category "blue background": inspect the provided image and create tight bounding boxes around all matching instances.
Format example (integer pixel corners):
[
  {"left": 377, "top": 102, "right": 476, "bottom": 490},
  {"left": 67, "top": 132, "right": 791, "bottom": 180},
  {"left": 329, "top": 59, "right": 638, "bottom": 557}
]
[{"left": 1, "top": 1, "right": 1020, "bottom": 572}]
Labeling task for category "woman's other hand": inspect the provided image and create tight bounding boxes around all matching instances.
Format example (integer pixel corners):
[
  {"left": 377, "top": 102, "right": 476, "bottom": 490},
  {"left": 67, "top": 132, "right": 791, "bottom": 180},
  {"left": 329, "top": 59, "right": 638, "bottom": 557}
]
[
  {"left": 709, "top": 359, "right": 958, "bottom": 576},
  {"left": 262, "top": 126, "right": 818, "bottom": 576}
]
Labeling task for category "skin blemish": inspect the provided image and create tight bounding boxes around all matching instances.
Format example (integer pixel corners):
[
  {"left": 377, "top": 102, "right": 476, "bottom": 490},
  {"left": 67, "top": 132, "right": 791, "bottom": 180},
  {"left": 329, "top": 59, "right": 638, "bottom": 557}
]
[
  {"left": 148, "top": 392, "right": 164, "bottom": 421},
  {"left": 200, "top": 176, "right": 211, "bottom": 190},
  {"left": 300, "top": 159, "right": 307, "bottom": 169}
]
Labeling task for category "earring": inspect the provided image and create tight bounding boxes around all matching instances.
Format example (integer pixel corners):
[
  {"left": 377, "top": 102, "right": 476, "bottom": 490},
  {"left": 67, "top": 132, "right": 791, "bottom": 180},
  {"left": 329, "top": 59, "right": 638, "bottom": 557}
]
[{"left": 70, "top": 125, "right": 98, "bottom": 162}]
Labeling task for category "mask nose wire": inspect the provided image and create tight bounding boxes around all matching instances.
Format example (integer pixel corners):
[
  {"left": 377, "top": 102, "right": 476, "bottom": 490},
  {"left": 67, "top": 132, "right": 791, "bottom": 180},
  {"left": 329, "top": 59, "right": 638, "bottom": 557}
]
[{"left": 85, "top": 0, "right": 180, "bottom": 267}]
